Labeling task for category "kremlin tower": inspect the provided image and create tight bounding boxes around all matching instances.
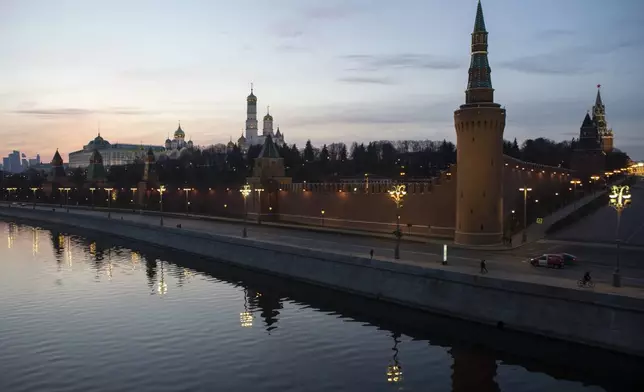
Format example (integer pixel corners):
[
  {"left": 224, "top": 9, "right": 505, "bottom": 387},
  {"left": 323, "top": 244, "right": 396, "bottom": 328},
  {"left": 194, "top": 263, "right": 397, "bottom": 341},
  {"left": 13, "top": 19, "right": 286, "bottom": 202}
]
[{"left": 454, "top": 0, "right": 506, "bottom": 245}]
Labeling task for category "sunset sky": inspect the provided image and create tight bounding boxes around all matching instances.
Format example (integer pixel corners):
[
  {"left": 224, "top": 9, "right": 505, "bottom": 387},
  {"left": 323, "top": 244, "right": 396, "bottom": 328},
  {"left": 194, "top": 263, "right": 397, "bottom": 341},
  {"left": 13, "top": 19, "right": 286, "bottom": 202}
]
[{"left": 1, "top": 0, "right": 643, "bottom": 161}]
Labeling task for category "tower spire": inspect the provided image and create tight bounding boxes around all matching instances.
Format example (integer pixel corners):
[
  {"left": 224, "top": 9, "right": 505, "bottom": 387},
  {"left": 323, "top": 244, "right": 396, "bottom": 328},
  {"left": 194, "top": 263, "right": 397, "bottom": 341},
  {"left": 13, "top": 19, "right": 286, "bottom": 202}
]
[
  {"left": 465, "top": 0, "right": 494, "bottom": 105},
  {"left": 595, "top": 84, "right": 603, "bottom": 106},
  {"left": 251, "top": 82, "right": 254, "bottom": 94},
  {"left": 474, "top": 0, "right": 486, "bottom": 32}
]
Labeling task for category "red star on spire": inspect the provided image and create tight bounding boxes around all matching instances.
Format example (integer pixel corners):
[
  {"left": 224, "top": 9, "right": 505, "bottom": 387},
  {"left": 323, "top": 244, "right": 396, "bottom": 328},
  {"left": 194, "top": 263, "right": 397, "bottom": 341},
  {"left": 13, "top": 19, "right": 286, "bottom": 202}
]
[{"left": 597, "top": 84, "right": 601, "bottom": 89}]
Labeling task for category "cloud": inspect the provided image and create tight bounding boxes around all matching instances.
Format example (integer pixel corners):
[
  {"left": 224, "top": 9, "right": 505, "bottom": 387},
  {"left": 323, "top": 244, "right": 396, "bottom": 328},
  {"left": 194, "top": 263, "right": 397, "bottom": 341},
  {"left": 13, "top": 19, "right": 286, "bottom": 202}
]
[
  {"left": 337, "top": 76, "right": 396, "bottom": 85},
  {"left": 500, "top": 38, "right": 644, "bottom": 75},
  {"left": 269, "top": 25, "right": 304, "bottom": 38},
  {"left": 341, "top": 54, "right": 462, "bottom": 72},
  {"left": 10, "top": 106, "right": 157, "bottom": 117},
  {"left": 302, "top": 5, "right": 360, "bottom": 20},
  {"left": 275, "top": 44, "right": 309, "bottom": 53}
]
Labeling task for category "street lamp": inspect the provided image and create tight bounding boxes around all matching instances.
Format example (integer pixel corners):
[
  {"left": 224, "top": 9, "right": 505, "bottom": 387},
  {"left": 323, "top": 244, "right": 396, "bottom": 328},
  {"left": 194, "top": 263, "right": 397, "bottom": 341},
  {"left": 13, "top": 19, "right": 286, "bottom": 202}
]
[
  {"left": 60, "top": 188, "right": 71, "bottom": 212},
  {"left": 30, "top": 187, "right": 38, "bottom": 209},
  {"left": 6, "top": 187, "right": 17, "bottom": 205},
  {"left": 609, "top": 185, "right": 632, "bottom": 287},
  {"left": 254, "top": 187, "right": 264, "bottom": 224},
  {"left": 321, "top": 209, "right": 325, "bottom": 226},
  {"left": 518, "top": 187, "right": 532, "bottom": 243},
  {"left": 240, "top": 184, "right": 251, "bottom": 238},
  {"left": 182, "top": 188, "right": 193, "bottom": 215},
  {"left": 388, "top": 184, "right": 406, "bottom": 259},
  {"left": 89, "top": 187, "right": 97, "bottom": 209},
  {"left": 104, "top": 188, "right": 113, "bottom": 218},
  {"left": 570, "top": 179, "right": 581, "bottom": 208},
  {"left": 130, "top": 187, "right": 138, "bottom": 210},
  {"left": 158, "top": 185, "right": 166, "bottom": 226}
]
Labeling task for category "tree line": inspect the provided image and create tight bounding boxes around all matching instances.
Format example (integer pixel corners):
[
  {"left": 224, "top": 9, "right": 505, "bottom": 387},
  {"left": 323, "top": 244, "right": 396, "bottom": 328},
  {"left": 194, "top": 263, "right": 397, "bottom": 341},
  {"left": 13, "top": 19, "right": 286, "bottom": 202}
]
[{"left": 0, "top": 137, "right": 631, "bottom": 190}]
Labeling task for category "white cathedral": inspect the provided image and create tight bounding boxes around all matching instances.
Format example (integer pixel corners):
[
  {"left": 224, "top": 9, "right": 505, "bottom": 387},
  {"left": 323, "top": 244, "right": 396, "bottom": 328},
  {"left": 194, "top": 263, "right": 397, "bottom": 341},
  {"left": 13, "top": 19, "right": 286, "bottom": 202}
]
[{"left": 237, "top": 86, "right": 286, "bottom": 151}]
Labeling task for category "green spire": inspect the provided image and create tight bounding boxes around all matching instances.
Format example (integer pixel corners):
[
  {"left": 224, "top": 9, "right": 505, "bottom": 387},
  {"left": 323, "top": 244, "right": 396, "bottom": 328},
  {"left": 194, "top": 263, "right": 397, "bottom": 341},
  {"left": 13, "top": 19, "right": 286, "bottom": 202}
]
[{"left": 474, "top": 0, "right": 486, "bottom": 33}]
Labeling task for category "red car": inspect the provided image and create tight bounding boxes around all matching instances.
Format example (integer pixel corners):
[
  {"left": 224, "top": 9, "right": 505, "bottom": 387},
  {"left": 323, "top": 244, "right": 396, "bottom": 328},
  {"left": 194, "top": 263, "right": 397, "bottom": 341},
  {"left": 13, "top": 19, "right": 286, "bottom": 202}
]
[
  {"left": 559, "top": 253, "right": 577, "bottom": 264},
  {"left": 530, "top": 254, "right": 565, "bottom": 269}
]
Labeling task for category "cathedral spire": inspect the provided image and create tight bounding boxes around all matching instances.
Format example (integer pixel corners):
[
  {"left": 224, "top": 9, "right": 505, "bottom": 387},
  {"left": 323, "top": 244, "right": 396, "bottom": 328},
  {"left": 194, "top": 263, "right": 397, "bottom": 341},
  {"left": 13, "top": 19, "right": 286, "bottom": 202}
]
[{"left": 464, "top": 0, "right": 494, "bottom": 105}]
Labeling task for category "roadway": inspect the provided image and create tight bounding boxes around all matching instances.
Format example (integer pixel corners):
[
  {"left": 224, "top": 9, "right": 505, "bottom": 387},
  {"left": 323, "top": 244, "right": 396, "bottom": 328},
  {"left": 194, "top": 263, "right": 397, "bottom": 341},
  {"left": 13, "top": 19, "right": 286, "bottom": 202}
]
[
  {"left": 550, "top": 177, "right": 644, "bottom": 246},
  {"left": 3, "top": 202, "right": 644, "bottom": 290}
]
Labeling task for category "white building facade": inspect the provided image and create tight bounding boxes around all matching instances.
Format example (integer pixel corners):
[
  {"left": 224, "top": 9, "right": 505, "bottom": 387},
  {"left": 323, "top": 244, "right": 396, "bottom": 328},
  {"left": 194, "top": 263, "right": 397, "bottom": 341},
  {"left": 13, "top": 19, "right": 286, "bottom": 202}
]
[
  {"left": 68, "top": 134, "right": 165, "bottom": 168},
  {"left": 238, "top": 86, "right": 285, "bottom": 151}
]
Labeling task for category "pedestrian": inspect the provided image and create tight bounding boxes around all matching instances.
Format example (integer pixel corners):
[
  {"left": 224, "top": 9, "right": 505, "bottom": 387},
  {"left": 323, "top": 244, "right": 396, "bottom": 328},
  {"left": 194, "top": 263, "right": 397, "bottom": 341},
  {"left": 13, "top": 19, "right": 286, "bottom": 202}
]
[
  {"left": 370, "top": 249, "right": 374, "bottom": 259},
  {"left": 480, "top": 259, "right": 488, "bottom": 274}
]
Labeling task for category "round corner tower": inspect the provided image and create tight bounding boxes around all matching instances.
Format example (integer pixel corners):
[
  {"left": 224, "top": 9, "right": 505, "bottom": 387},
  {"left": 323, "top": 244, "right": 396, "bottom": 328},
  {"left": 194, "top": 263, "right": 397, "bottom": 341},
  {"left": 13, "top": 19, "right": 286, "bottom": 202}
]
[{"left": 454, "top": 0, "right": 506, "bottom": 245}]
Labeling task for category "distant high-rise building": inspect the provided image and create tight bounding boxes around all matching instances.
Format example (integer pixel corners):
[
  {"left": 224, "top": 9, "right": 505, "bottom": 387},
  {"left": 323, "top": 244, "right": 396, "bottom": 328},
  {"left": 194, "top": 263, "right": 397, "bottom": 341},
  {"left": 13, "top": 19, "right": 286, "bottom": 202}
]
[{"left": 2, "top": 150, "right": 23, "bottom": 173}]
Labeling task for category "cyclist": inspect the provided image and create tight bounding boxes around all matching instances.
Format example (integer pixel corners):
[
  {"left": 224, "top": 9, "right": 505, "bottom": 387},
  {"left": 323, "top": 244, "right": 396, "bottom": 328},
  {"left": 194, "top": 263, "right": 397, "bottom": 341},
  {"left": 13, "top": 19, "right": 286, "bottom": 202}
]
[{"left": 582, "top": 271, "right": 592, "bottom": 285}]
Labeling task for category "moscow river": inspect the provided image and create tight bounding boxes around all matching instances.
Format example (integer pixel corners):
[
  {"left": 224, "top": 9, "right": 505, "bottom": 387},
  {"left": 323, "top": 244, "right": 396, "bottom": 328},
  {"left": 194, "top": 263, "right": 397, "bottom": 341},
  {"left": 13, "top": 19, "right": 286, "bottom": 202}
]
[{"left": 1, "top": 220, "right": 642, "bottom": 392}]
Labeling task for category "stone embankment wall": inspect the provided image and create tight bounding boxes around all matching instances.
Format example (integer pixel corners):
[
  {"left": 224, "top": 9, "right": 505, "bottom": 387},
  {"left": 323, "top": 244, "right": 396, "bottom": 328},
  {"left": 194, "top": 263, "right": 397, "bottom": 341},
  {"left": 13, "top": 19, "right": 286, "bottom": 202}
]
[{"left": 1, "top": 207, "right": 642, "bottom": 357}]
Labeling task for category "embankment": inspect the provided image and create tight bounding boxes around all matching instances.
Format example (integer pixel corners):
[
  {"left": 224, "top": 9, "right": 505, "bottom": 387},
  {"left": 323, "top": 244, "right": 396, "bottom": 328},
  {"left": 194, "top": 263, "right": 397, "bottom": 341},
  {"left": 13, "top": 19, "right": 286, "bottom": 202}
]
[{"left": 1, "top": 206, "right": 643, "bottom": 357}]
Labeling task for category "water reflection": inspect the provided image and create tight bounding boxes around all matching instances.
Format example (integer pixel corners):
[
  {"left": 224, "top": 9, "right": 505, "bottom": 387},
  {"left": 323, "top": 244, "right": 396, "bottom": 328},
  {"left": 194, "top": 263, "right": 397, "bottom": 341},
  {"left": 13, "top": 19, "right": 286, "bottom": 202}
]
[
  {"left": 1, "top": 220, "right": 642, "bottom": 392},
  {"left": 386, "top": 332, "right": 403, "bottom": 383}
]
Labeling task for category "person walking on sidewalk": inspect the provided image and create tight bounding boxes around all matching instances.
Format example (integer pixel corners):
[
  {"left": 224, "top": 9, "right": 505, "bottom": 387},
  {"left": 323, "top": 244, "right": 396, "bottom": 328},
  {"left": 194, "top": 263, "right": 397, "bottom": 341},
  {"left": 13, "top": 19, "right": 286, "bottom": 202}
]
[{"left": 480, "top": 259, "right": 488, "bottom": 274}]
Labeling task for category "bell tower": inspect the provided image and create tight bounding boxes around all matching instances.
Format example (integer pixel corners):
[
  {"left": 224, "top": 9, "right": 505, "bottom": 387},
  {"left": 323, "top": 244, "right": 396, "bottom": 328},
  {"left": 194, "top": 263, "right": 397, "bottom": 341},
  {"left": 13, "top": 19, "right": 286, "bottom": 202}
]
[{"left": 454, "top": 0, "right": 506, "bottom": 245}]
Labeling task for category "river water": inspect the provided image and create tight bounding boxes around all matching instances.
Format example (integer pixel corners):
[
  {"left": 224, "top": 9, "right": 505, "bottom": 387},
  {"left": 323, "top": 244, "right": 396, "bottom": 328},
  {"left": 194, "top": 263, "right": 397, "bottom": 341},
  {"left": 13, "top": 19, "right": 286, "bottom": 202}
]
[{"left": 0, "top": 220, "right": 642, "bottom": 392}]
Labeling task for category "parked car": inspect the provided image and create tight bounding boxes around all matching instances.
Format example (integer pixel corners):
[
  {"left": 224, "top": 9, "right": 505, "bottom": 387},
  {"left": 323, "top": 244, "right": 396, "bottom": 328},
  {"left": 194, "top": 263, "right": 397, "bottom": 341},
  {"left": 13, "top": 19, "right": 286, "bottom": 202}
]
[
  {"left": 559, "top": 253, "right": 577, "bottom": 264},
  {"left": 530, "top": 254, "right": 565, "bottom": 269}
]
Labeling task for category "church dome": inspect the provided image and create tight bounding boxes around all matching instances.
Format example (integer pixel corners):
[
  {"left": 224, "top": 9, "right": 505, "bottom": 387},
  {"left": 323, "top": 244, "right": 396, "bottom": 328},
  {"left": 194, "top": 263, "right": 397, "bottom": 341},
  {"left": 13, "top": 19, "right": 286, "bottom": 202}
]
[
  {"left": 237, "top": 134, "right": 246, "bottom": 144},
  {"left": 89, "top": 133, "right": 110, "bottom": 148},
  {"left": 247, "top": 92, "right": 257, "bottom": 104},
  {"left": 263, "top": 113, "right": 273, "bottom": 121},
  {"left": 227, "top": 140, "right": 235, "bottom": 148},
  {"left": 174, "top": 123, "right": 185, "bottom": 139}
]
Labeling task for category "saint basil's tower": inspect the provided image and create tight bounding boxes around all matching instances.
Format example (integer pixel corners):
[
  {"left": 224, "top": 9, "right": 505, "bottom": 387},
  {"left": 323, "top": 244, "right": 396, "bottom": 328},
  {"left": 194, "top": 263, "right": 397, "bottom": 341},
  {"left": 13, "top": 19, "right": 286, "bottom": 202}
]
[{"left": 454, "top": 0, "right": 506, "bottom": 246}]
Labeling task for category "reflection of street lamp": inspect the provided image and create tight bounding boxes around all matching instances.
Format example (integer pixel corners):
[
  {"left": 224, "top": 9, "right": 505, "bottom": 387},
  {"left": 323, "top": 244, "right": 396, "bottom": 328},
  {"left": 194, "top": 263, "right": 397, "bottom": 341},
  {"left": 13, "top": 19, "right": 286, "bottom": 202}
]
[
  {"left": 518, "top": 187, "right": 532, "bottom": 243},
  {"left": 30, "top": 187, "right": 38, "bottom": 209},
  {"left": 570, "top": 179, "right": 581, "bottom": 208},
  {"left": 182, "top": 188, "right": 193, "bottom": 215},
  {"left": 157, "top": 260, "right": 167, "bottom": 295},
  {"left": 386, "top": 332, "right": 403, "bottom": 383},
  {"left": 609, "top": 185, "right": 632, "bottom": 287},
  {"left": 104, "top": 188, "right": 113, "bottom": 218},
  {"left": 89, "top": 187, "right": 97, "bottom": 209},
  {"left": 61, "top": 188, "right": 71, "bottom": 212},
  {"left": 388, "top": 184, "right": 406, "bottom": 259},
  {"left": 254, "top": 187, "right": 264, "bottom": 224},
  {"left": 158, "top": 186, "right": 166, "bottom": 226},
  {"left": 240, "top": 184, "right": 251, "bottom": 238},
  {"left": 240, "top": 287, "right": 253, "bottom": 327}
]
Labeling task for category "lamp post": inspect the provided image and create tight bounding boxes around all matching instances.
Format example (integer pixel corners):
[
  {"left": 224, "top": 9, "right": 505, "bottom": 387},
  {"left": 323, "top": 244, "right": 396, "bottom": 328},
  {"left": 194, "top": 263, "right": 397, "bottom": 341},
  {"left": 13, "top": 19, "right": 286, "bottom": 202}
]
[
  {"left": 158, "top": 185, "right": 166, "bottom": 226},
  {"left": 570, "top": 179, "right": 581, "bottom": 208},
  {"left": 7, "top": 187, "right": 17, "bottom": 205},
  {"left": 61, "top": 188, "right": 71, "bottom": 212},
  {"left": 89, "top": 187, "right": 96, "bottom": 209},
  {"left": 254, "top": 187, "right": 264, "bottom": 224},
  {"left": 518, "top": 187, "right": 532, "bottom": 243},
  {"left": 240, "top": 184, "right": 251, "bottom": 238},
  {"left": 590, "top": 175, "right": 600, "bottom": 194},
  {"left": 388, "top": 184, "right": 406, "bottom": 259},
  {"left": 130, "top": 187, "right": 138, "bottom": 210},
  {"left": 321, "top": 209, "right": 325, "bottom": 226},
  {"left": 609, "top": 185, "right": 631, "bottom": 287},
  {"left": 182, "top": 188, "right": 193, "bottom": 215},
  {"left": 30, "top": 187, "right": 38, "bottom": 209},
  {"left": 104, "top": 188, "right": 113, "bottom": 218}
]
